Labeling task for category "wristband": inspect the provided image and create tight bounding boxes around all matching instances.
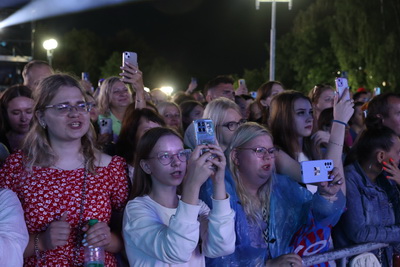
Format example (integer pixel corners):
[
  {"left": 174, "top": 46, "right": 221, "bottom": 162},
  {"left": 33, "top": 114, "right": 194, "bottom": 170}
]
[
  {"left": 332, "top": 119, "right": 347, "bottom": 126},
  {"left": 329, "top": 140, "right": 344, "bottom": 147}
]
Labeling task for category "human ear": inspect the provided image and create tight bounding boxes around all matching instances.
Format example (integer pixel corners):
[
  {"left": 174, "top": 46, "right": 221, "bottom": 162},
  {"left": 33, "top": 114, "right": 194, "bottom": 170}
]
[
  {"left": 260, "top": 99, "right": 268, "bottom": 107},
  {"left": 140, "top": 160, "right": 151, "bottom": 174},
  {"left": 35, "top": 110, "right": 47, "bottom": 129},
  {"left": 376, "top": 150, "right": 385, "bottom": 164},
  {"left": 231, "top": 149, "right": 239, "bottom": 166}
]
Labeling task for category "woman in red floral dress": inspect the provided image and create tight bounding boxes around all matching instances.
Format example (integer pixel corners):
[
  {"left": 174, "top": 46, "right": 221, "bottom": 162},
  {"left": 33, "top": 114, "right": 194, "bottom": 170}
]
[{"left": 0, "top": 74, "right": 128, "bottom": 266}]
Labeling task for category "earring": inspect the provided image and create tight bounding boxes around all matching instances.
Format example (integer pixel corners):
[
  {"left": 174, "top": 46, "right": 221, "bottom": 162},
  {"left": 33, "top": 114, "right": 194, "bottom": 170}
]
[
  {"left": 368, "top": 163, "right": 372, "bottom": 170},
  {"left": 40, "top": 121, "right": 47, "bottom": 129}
]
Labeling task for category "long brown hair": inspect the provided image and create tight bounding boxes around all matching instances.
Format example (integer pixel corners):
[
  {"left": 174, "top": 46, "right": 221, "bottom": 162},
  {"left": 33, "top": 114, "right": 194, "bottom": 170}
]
[
  {"left": 269, "top": 90, "right": 316, "bottom": 160},
  {"left": 115, "top": 105, "right": 165, "bottom": 165},
  {"left": 130, "top": 127, "right": 182, "bottom": 200}
]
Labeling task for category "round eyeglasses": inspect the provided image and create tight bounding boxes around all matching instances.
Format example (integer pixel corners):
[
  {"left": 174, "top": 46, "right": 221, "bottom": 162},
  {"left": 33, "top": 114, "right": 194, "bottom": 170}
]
[
  {"left": 44, "top": 102, "right": 93, "bottom": 115},
  {"left": 221, "top": 119, "right": 247, "bottom": 131},
  {"left": 148, "top": 149, "right": 192, "bottom": 165},
  {"left": 236, "top": 147, "right": 279, "bottom": 158}
]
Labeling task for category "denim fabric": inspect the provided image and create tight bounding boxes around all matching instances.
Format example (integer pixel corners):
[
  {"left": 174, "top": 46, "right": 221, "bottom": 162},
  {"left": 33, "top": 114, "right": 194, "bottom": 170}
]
[
  {"left": 332, "top": 162, "right": 400, "bottom": 267},
  {"left": 200, "top": 169, "right": 345, "bottom": 266}
]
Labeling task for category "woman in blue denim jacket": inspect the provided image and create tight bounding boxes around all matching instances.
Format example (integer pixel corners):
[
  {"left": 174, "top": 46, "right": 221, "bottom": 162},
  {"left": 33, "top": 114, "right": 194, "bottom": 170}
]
[
  {"left": 200, "top": 122, "right": 346, "bottom": 266},
  {"left": 333, "top": 126, "right": 400, "bottom": 266}
]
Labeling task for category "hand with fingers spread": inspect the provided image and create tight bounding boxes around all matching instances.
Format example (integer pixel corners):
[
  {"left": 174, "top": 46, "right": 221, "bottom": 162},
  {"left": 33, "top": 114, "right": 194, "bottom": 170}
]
[
  {"left": 265, "top": 253, "right": 303, "bottom": 267},
  {"left": 41, "top": 212, "right": 71, "bottom": 250},
  {"left": 383, "top": 158, "right": 400, "bottom": 185},
  {"left": 82, "top": 221, "right": 112, "bottom": 249},
  {"left": 317, "top": 167, "right": 344, "bottom": 201}
]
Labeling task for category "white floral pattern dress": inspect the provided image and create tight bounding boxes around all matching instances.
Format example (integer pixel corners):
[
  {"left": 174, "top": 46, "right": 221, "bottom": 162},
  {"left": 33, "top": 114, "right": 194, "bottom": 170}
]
[{"left": 0, "top": 151, "right": 129, "bottom": 266}]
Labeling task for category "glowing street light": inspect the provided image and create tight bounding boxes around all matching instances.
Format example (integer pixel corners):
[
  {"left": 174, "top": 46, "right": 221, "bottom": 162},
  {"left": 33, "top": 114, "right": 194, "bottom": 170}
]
[
  {"left": 43, "top": 38, "right": 58, "bottom": 66},
  {"left": 160, "top": 86, "right": 174, "bottom": 96},
  {"left": 256, "top": 0, "right": 292, "bottom": 81}
]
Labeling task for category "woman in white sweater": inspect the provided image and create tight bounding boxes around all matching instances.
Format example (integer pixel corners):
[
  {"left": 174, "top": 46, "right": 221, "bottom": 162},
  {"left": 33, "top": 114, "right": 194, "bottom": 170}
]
[{"left": 123, "top": 127, "right": 235, "bottom": 266}]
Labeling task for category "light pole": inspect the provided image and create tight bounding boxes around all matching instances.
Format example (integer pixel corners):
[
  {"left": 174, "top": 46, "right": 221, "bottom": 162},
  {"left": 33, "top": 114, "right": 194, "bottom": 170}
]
[
  {"left": 256, "top": 0, "right": 292, "bottom": 81},
  {"left": 43, "top": 38, "right": 58, "bottom": 66}
]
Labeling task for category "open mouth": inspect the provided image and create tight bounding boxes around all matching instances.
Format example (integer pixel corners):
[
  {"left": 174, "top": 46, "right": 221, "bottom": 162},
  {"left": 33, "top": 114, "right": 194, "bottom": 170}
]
[
  {"left": 70, "top": 122, "right": 82, "bottom": 128},
  {"left": 171, "top": 170, "right": 183, "bottom": 178},
  {"left": 262, "top": 164, "right": 271, "bottom": 171}
]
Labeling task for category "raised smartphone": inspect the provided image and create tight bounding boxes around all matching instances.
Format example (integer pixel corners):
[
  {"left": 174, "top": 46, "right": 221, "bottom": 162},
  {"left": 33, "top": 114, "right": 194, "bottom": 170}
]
[
  {"left": 194, "top": 119, "right": 215, "bottom": 147},
  {"left": 335, "top": 77, "right": 350, "bottom": 100},
  {"left": 122, "top": 51, "right": 138, "bottom": 67},
  {"left": 301, "top": 159, "right": 334, "bottom": 183}
]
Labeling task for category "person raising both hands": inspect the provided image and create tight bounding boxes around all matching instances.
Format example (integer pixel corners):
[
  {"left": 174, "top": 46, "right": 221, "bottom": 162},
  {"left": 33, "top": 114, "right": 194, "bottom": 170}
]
[{"left": 123, "top": 127, "right": 235, "bottom": 266}]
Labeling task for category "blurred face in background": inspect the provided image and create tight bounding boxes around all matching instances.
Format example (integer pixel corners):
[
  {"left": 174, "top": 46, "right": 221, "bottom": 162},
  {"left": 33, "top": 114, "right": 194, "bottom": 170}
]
[
  {"left": 382, "top": 96, "right": 400, "bottom": 136},
  {"left": 260, "top": 84, "right": 284, "bottom": 108},
  {"left": 110, "top": 81, "right": 132, "bottom": 109},
  {"left": 314, "top": 89, "right": 334, "bottom": 114},
  {"left": 187, "top": 105, "right": 204, "bottom": 122},
  {"left": 162, "top": 105, "right": 181, "bottom": 130},
  {"left": 24, "top": 65, "right": 53, "bottom": 91},
  {"left": 7, "top": 96, "right": 34, "bottom": 134}
]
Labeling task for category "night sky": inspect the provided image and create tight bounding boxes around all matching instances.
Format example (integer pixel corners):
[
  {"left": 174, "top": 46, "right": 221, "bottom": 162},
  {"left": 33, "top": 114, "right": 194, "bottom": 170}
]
[{"left": 2, "top": 0, "right": 314, "bottom": 86}]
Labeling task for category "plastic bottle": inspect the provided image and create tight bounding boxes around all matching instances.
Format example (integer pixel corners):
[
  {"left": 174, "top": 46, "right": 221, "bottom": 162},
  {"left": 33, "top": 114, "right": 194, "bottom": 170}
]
[{"left": 84, "top": 219, "right": 105, "bottom": 267}]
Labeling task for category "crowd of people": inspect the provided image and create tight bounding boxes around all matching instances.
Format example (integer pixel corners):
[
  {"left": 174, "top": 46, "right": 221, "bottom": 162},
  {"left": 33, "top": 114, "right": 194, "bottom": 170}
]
[{"left": 0, "top": 59, "right": 400, "bottom": 267}]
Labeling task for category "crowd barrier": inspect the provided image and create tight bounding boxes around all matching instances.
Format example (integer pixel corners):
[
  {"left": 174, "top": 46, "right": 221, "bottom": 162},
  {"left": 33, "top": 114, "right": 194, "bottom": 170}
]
[{"left": 302, "top": 243, "right": 388, "bottom": 266}]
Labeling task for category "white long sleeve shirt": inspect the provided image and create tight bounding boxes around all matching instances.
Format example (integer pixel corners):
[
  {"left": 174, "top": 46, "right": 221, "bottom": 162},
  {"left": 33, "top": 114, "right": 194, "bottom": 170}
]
[
  {"left": 123, "top": 195, "right": 235, "bottom": 267},
  {"left": 0, "top": 188, "right": 28, "bottom": 267}
]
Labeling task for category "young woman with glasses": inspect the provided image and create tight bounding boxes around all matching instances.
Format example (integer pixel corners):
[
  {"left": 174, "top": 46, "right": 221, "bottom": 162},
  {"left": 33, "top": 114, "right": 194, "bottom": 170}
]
[
  {"left": 0, "top": 74, "right": 128, "bottom": 266},
  {"left": 123, "top": 127, "right": 235, "bottom": 266},
  {"left": 203, "top": 122, "right": 345, "bottom": 266}
]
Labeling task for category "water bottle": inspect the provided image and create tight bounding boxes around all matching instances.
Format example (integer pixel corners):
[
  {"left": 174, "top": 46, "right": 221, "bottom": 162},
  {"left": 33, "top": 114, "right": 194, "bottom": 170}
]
[{"left": 84, "top": 219, "right": 105, "bottom": 267}]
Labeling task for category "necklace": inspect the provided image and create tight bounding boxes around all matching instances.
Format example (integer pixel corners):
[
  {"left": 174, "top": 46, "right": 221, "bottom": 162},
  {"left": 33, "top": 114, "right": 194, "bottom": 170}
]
[
  {"left": 73, "top": 160, "right": 88, "bottom": 265},
  {"left": 35, "top": 160, "right": 88, "bottom": 266}
]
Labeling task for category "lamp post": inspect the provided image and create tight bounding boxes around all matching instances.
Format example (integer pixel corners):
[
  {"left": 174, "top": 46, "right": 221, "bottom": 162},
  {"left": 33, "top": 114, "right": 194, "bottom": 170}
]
[
  {"left": 256, "top": 0, "right": 292, "bottom": 81},
  {"left": 43, "top": 38, "right": 58, "bottom": 66}
]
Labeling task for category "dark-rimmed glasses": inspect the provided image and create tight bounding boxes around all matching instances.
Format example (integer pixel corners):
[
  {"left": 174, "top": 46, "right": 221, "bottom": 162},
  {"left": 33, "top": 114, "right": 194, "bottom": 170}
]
[
  {"left": 148, "top": 149, "right": 192, "bottom": 165},
  {"left": 44, "top": 102, "right": 93, "bottom": 115},
  {"left": 236, "top": 147, "right": 279, "bottom": 158},
  {"left": 221, "top": 119, "right": 247, "bottom": 131}
]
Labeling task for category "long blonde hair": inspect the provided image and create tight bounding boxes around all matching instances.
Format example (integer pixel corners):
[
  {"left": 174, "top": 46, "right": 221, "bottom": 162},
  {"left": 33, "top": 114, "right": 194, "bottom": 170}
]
[
  {"left": 227, "top": 122, "right": 274, "bottom": 224},
  {"left": 203, "top": 98, "right": 241, "bottom": 146},
  {"left": 22, "top": 74, "right": 99, "bottom": 173},
  {"left": 97, "top": 76, "right": 129, "bottom": 116}
]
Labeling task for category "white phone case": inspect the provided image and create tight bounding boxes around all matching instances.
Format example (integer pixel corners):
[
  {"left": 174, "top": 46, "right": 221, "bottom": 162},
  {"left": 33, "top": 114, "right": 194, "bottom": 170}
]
[
  {"left": 301, "top": 160, "right": 334, "bottom": 183},
  {"left": 122, "top": 51, "right": 138, "bottom": 67}
]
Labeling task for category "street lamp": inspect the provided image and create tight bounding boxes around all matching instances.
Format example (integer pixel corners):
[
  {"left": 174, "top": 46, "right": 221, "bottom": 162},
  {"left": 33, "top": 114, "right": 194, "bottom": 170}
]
[
  {"left": 256, "top": 0, "right": 292, "bottom": 81},
  {"left": 43, "top": 38, "right": 58, "bottom": 66}
]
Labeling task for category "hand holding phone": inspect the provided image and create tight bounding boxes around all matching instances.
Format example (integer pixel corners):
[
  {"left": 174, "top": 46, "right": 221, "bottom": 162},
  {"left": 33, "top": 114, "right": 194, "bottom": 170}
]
[
  {"left": 236, "top": 79, "right": 248, "bottom": 96},
  {"left": 193, "top": 119, "right": 218, "bottom": 170},
  {"left": 335, "top": 77, "right": 350, "bottom": 100},
  {"left": 301, "top": 160, "right": 334, "bottom": 183},
  {"left": 122, "top": 51, "right": 138, "bottom": 67}
]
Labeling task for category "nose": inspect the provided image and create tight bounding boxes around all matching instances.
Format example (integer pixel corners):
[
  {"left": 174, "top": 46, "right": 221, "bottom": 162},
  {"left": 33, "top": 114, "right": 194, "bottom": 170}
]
[
  {"left": 20, "top": 113, "right": 28, "bottom": 122},
  {"left": 68, "top": 106, "right": 80, "bottom": 117},
  {"left": 170, "top": 154, "right": 181, "bottom": 167}
]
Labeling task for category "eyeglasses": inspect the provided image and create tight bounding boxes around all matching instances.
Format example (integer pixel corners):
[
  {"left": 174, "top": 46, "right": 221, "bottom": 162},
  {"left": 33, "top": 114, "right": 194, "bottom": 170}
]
[
  {"left": 221, "top": 119, "right": 247, "bottom": 131},
  {"left": 236, "top": 147, "right": 279, "bottom": 158},
  {"left": 44, "top": 102, "right": 92, "bottom": 115},
  {"left": 148, "top": 149, "right": 192, "bottom": 165}
]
